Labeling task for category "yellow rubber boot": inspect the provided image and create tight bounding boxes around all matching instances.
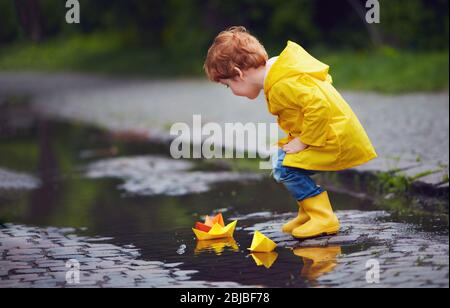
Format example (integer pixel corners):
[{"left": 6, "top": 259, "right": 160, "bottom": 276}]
[
  {"left": 281, "top": 201, "right": 309, "bottom": 234},
  {"left": 292, "top": 191, "right": 340, "bottom": 239}
]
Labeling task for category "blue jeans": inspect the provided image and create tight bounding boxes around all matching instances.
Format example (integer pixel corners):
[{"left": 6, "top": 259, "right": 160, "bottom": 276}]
[{"left": 272, "top": 149, "right": 324, "bottom": 201}]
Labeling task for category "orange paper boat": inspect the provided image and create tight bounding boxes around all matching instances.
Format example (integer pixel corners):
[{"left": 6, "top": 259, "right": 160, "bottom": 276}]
[
  {"left": 193, "top": 213, "right": 237, "bottom": 241},
  {"left": 195, "top": 222, "right": 212, "bottom": 233},
  {"left": 204, "top": 213, "right": 225, "bottom": 228}
]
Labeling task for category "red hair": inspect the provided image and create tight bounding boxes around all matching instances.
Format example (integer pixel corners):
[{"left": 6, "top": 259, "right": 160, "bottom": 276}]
[{"left": 204, "top": 26, "right": 268, "bottom": 82}]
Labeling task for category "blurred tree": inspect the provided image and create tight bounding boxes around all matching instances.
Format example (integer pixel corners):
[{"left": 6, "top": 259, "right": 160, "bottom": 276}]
[
  {"left": 346, "top": 0, "right": 383, "bottom": 48},
  {"left": 0, "top": 0, "right": 20, "bottom": 43},
  {"left": 0, "top": 0, "right": 448, "bottom": 51},
  {"left": 162, "top": 0, "right": 209, "bottom": 60},
  {"left": 379, "top": 0, "right": 449, "bottom": 49},
  {"left": 267, "top": 0, "right": 318, "bottom": 47},
  {"left": 14, "top": 0, "right": 44, "bottom": 41}
]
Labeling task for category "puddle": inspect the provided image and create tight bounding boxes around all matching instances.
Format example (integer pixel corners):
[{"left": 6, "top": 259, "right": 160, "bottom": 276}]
[
  {"left": 0, "top": 223, "right": 249, "bottom": 288},
  {"left": 0, "top": 104, "right": 448, "bottom": 288},
  {"left": 85, "top": 155, "right": 262, "bottom": 196},
  {"left": 0, "top": 168, "right": 40, "bottom": 190}
]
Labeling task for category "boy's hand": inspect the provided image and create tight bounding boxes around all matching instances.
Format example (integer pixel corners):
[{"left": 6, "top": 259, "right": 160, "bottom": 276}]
[{"left": 282, "top": 138, "right": 308, "bottom": 154}]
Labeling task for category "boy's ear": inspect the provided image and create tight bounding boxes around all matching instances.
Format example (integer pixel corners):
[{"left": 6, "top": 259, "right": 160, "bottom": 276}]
[{"left": 233, "top": 67, "right": 245, "bottom": 80}]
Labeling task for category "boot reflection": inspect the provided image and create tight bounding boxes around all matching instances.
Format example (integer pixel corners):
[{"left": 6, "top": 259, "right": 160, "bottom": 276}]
[
  {"left": 250, "top": 252, "right": 279, "bottom": 269},
  {"left": 293, "top": 246, "right": 342, "bottom": 281},
  {"left": 194, "top": 238, "right": 239, "bottom": 255}
]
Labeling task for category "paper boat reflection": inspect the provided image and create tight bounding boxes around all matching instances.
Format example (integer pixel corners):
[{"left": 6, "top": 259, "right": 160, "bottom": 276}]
[
  {"left": 195, "top": 238, "right": 239, "bottom": 255},
  {"left": 250, "top": 252, "right": 279, "bottom": 269}
]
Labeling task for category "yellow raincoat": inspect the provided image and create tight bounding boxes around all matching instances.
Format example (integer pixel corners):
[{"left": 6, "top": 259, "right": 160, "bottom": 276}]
[{"left": 264, "top": 41, "right": 377, "bottom": 171}]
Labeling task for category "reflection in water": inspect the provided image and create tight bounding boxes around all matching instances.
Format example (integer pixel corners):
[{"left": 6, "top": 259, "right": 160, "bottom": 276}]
[
  {"left": 250, "top": 252, "right": 279, "bottom": 269},
  {"left": 194, "top": 238, "right": 239, "bottom": 255},
  {"left": 29, "top": 119, "right": 62, "bottom": 223},
  {"left": 2, "top": 105, "right": 445, "bottom": 288},
  {"left": 293, "top": 246, "right": 342, "bottom": 281}
]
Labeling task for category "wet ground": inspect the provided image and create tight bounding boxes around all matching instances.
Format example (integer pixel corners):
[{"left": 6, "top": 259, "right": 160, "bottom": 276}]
[
  {"left": 0, "top": 102, "right": 448, "bottom": 288},
  {"left": 0, "top": 73, "right": 448, "bottom": 186}
]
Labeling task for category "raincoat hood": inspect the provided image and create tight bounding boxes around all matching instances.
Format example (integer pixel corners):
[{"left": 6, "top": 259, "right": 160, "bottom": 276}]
[{"left": 264, "top": 41, "right": 331, "bottom": 96}]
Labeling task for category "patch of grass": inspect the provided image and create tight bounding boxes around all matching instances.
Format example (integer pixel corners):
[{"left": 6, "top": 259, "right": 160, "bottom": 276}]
[
  {"left": 224, "top": 157, "right": 265, "bottom": 172},
  {"left": 376, "top": 172, "right": 410, "bottom": 194},
  {"left": 316, "top": 47, "right": 449, "bottom": 93},
  {"left": 319, "top": 169, "right": 448, "bottom": 214},
  {"left": 410, "top": 169, "right": 442, "bottom": 181},
  {"left": 1, "top": 33, "right": 448, "bottom": 93},
  {"left": 195, "top": 157, "right": 266, "bottom": 173},
  {"left": 0, "top": 32, "right": 204, "bottom": 77},
  {"left": 0, "top": 140, "right": 39, "bottom": 172},
  {"left": 0, "top": 32, "right": 121, "bottom": 72}
]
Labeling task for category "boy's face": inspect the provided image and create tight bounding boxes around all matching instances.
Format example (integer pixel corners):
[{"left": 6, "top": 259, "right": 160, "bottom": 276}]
[{"left": 219, "top": 71, "right": 261, "bottom": 100}]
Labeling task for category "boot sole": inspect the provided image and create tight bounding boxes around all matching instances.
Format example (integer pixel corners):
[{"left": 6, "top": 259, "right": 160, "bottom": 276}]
[{"left": 292, "top": 227, "right": 340, "bottom": 239}]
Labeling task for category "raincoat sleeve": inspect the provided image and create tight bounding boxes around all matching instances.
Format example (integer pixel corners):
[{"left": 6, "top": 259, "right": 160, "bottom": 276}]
[{"left": 274, "top": 80, "right": 331, "bottom": 147}]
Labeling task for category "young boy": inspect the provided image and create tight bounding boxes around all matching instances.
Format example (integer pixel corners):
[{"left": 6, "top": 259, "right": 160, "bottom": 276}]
[{"left": 203, "top": 26, "right": 377, "bottom": 239}]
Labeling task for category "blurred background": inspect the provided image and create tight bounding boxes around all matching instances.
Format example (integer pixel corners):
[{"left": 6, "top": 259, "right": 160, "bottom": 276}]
[
  {"left": 0, "top": 1, "right": 449, "bottom": 288},
  {"left": 0, "top": 0, "right": 448, "bottom": 92}
]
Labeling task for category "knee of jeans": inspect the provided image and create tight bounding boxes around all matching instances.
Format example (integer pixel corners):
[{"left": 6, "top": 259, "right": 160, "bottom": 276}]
[
  {"left": 272, "top": 167, "right": 284, "bottom": 183},
  {"left": 273, "top": 166, "right": 292, "bottom": 183}
]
